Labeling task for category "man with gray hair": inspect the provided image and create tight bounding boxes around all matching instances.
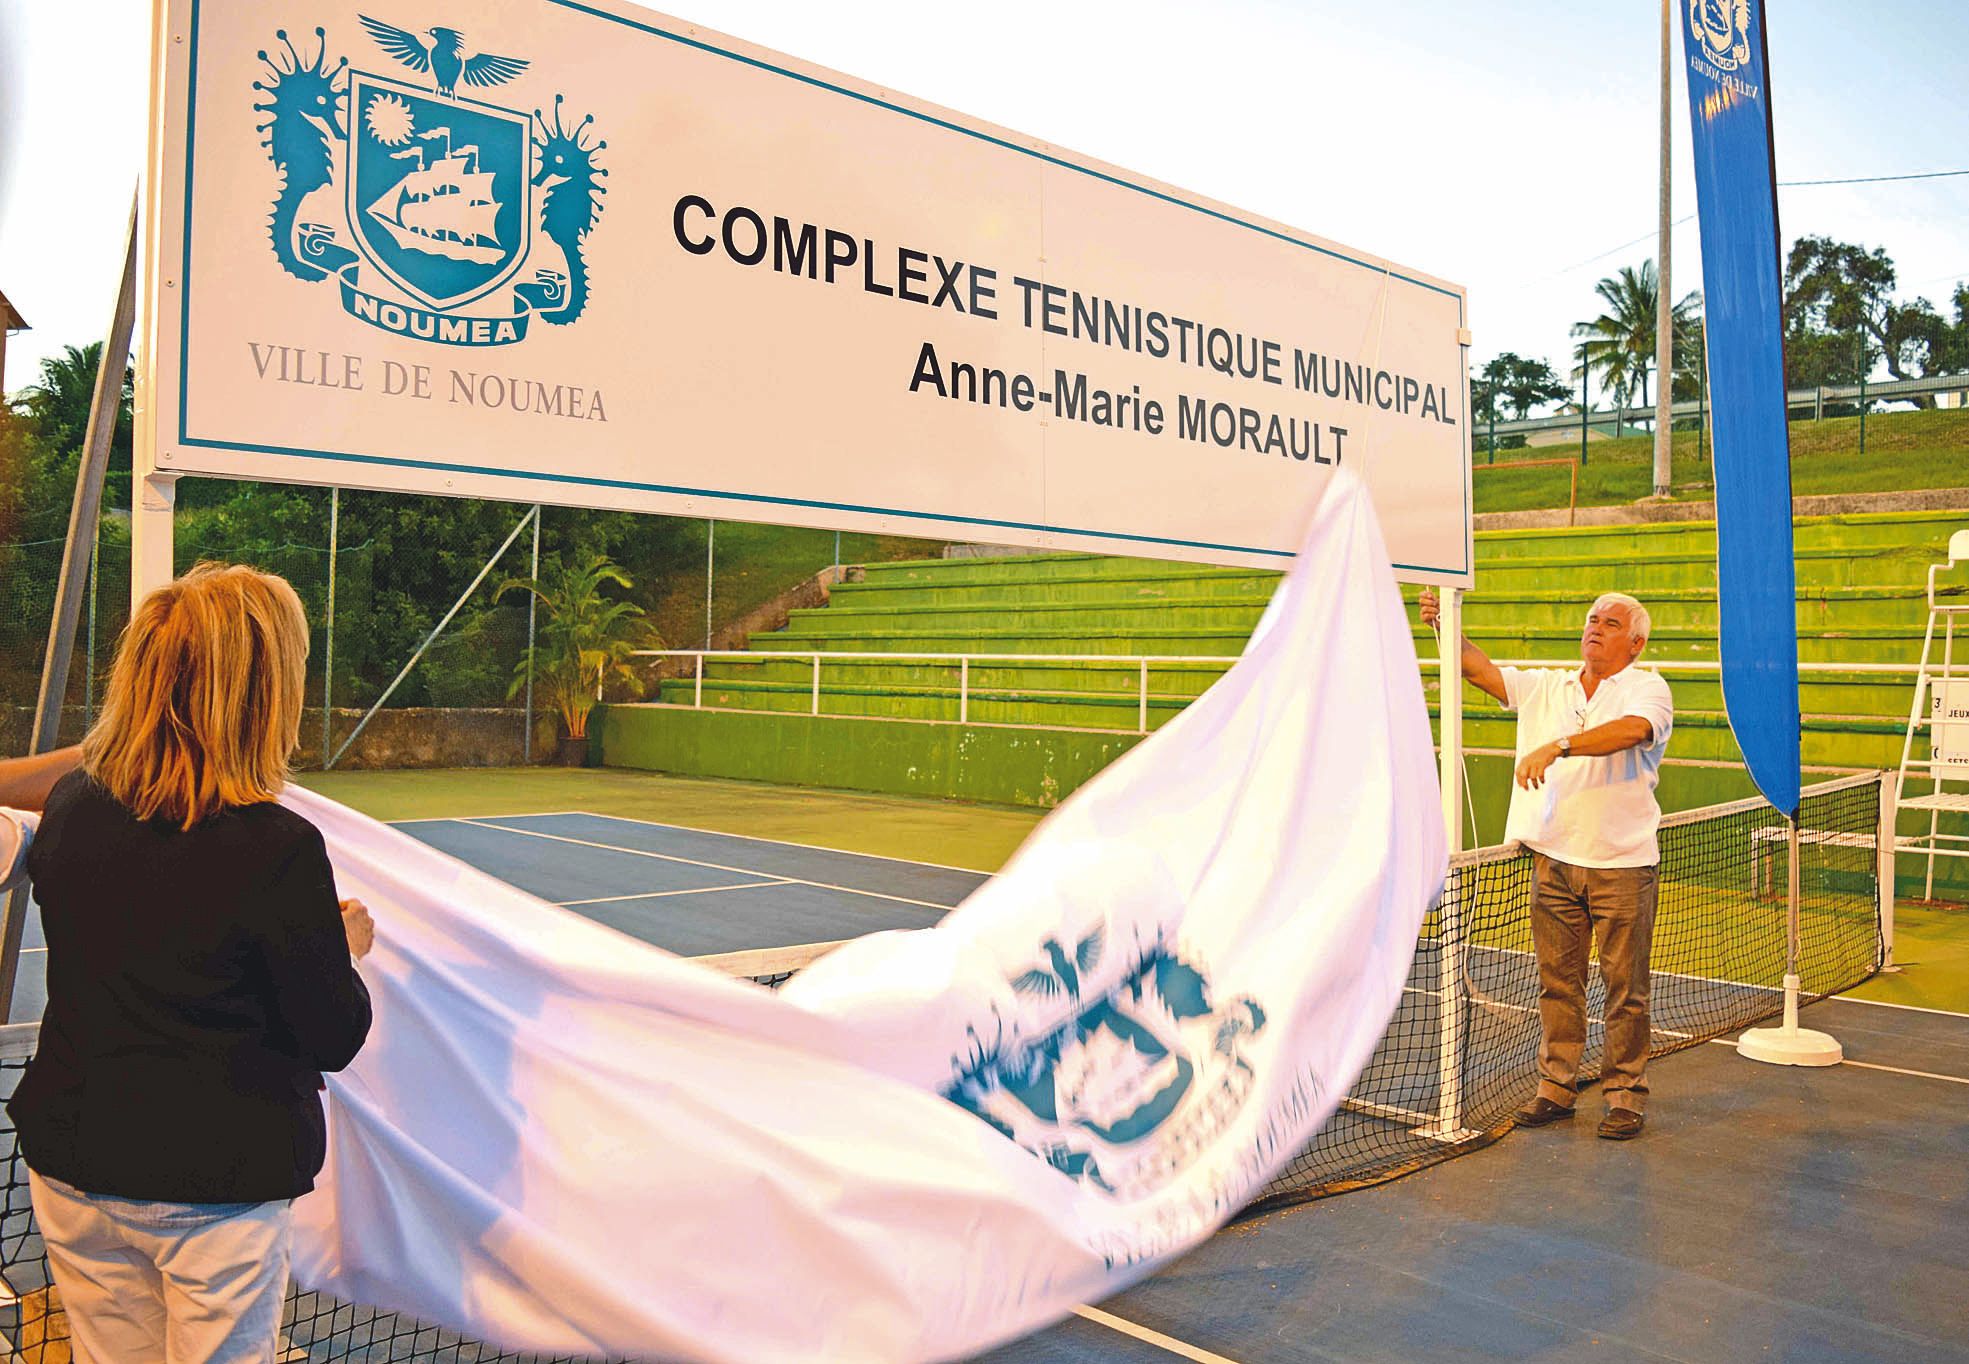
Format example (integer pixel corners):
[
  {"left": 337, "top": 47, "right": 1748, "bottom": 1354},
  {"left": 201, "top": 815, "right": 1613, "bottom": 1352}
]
[{"left": 1420, "top": 588, "right": 1673, "bottom": 1139}]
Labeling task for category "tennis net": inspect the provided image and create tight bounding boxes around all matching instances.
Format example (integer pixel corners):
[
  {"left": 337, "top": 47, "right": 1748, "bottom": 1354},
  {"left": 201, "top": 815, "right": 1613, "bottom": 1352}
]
[{"left": 0, "top": 772, "right": 1887, "bottom": 1360}]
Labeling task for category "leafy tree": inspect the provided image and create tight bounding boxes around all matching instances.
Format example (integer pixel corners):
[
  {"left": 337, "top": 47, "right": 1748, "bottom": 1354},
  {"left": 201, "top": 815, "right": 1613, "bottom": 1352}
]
[
  {"left": 1490, "top": 353, "right": 1570, "bottom": 420},
  {"left": 497, "top": 553, "right": 659, "bottom": 741},
  {"left": 1572, "top": 260, "right": 1701, "bottom": 423},
  {"left": 7, "top": 343, "right": 135, "bottom": 534},
  {"left": 1933, "top": 284, "right": 1969, "bottom": 376},
  {"left": 1782, "top": 236, "right": 1955, "bottom": 403}
]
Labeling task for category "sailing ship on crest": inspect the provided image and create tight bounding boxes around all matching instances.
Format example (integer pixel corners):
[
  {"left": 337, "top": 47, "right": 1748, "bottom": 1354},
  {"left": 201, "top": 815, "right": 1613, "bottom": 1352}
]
[{"left": 365, "top": 129, "right": 504, "bottom": 264}]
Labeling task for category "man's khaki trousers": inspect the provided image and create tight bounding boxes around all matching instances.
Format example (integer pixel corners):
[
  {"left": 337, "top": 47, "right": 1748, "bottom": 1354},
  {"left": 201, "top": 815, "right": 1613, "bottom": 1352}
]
[{"left": 1529, "top": 853, "right": 1659, "bottom": 1113}]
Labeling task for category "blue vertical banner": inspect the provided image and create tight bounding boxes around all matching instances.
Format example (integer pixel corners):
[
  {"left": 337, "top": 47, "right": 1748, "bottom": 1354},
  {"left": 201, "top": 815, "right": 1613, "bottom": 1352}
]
[{"left": 1681, "top": 0, "right": 1801, "bottom": 817}]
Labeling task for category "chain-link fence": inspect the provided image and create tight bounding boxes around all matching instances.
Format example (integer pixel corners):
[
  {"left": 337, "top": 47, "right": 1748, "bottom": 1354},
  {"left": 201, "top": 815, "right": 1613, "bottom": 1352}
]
[
  {"left": 2, "top": 480, "right": 945, "bottom": 769},
  {"left": 2, "top": 495, "right": 547, "bottom": 766}
]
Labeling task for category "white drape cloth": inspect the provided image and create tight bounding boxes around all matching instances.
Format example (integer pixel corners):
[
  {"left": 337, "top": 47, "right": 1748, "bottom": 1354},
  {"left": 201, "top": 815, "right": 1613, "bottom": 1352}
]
[{"left": 286, "top": 470, "right": 1446, "bottom": 1363}]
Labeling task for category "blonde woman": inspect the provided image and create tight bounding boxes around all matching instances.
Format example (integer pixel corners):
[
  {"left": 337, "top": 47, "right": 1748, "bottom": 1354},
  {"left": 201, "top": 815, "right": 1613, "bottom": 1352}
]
[{"left": 8, "top": 564, "right": 373, "bottom": 1364}]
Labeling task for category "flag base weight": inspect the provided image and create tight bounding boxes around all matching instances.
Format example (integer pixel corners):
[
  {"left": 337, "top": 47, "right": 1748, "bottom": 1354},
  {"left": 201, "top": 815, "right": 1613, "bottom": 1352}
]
[{"left": 1737, "top": 974, "right": 1843, "bottom": 1067}]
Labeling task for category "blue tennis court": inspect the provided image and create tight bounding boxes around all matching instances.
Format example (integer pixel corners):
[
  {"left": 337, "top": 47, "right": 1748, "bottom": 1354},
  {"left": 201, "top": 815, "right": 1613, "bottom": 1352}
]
[
  {"left": 390, "top": 812, "right": 1969, "bottom": 1364},
  {"left": 8, "top": 811, "right": 1967, "bottom": 1361},
  {"left": 398, "top": 809, "right": 983, "bottom": 957}
]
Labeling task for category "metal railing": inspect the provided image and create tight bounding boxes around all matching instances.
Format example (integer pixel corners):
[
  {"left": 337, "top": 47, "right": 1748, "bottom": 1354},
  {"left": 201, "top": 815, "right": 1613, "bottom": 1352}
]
[
  {"left": 628, "top": 649, "right": 1926, "bottom": 737},
  {"left": 1482, "top": 370, "right": 1969, "bottom": 439},
  {"left": 629, "top": 649, "right": 1242, "bottom": 735}
]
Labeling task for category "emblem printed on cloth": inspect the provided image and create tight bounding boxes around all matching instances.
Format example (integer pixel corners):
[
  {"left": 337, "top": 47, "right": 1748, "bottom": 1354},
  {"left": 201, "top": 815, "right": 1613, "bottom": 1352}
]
[
  {"left": 255, "top": 16, "right": 607, "bottom": 347},
  {"left": 944, "top": 927, "right": 1269, "bottom": 1204},
  {"left": 1688, "top": 0, "right": 1752, "bottom": 72}
]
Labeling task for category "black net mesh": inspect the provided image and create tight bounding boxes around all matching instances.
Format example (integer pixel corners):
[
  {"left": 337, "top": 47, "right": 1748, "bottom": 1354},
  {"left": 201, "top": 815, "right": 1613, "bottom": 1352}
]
[
  {"left": 1249, "top": 774, "right": 1883, "bottom": 1208},
  {"left": 0, "top": 779, "right": 1883, "bottom": 1360}
]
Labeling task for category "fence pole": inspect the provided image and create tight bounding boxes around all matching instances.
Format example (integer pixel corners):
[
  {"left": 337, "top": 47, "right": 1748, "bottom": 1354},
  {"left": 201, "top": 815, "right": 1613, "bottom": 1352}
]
[
  {"left": 959, "top": 657, "right": 969, "bottom": 725},
  {"left": 523, "top": 504, "right": 541, "bottom": 762},
  {"left": 705, "top": 519, "right": 715, "bottom": 649},
  {"left": 1700, "top": 366, "right": 1709, "bottom": 461},
  {"left": 1578, "top": 352, "right": 1590, "bottom": 468},
  {"left": 327, "top": 507, "right": 537, "bottom": 769},
  {"left": 1, "top": 193, "right": 138, "bottom": 1025},
  {"left": 322, "top": 487, "right": 338, "bottom": 767},
  {"left": 811, "top": 653, "right": 821, "bottom": 716},
  {"left": 1138, "top": 659, "right": 1149, "bottom": 733}
]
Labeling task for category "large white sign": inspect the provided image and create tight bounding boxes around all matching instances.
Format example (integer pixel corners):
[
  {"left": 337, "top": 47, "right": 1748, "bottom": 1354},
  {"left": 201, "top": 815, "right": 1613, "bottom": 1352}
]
[{"left": 141, "top": 0, "right": 1473, "bottom": 580}]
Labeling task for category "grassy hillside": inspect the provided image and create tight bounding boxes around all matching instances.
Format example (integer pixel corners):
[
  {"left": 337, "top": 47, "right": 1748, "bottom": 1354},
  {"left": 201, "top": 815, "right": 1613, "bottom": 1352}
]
[
  {"left": 1474, "top": 407, "right": 1969, "bottom": 514},
  {"left": 646, "top": 520, "right": 945, "bottom": 650}
]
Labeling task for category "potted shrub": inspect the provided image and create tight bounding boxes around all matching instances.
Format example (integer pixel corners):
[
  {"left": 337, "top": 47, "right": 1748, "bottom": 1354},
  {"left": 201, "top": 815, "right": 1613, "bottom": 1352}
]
[{"left": 498, "top": 554, "right": 656, "bottom": 765}]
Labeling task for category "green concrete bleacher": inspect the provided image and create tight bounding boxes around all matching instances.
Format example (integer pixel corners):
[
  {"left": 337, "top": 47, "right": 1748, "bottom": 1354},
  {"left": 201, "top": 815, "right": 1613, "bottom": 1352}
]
[{"left": 606, "top": 507, "right": 1966, "bottom": 895}]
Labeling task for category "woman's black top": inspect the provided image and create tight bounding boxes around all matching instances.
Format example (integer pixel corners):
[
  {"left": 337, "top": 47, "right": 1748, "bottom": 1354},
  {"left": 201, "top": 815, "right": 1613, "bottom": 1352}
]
[{"left": 8, "top": 771, "right": 373, "bottom": 1203}]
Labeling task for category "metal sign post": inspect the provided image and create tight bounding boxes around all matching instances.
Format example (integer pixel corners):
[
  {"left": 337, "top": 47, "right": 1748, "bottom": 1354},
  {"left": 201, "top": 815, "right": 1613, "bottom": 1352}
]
[{"left": 0, "top": 196, "right": 139, "bottom": 1023}]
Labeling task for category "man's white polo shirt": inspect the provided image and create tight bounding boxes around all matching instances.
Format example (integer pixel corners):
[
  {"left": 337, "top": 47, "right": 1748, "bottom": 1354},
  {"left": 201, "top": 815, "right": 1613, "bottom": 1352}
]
[{"left": 1499, "top": 664, "right": 1674, "bottom": 868}]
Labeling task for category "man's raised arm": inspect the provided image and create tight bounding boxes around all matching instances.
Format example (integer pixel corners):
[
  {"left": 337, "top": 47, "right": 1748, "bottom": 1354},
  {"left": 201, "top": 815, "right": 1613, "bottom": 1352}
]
[{"left": 1418, "top": 588, "right": 1507, "bottom": 703}]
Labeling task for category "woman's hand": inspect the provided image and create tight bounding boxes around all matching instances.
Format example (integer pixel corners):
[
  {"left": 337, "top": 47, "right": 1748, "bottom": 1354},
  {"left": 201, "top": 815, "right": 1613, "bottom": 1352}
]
[{"left": 340, "top": 899, "right": 375, "bottom": 960}]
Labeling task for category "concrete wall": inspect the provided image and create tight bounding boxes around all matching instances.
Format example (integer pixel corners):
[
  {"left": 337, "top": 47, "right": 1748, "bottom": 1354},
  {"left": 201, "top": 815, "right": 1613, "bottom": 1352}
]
[
  {"left": 597, "top": 704, "right": 1139, "bottom": 808},
  {"left": 6, "top": 706, "right": 557, "bottom": 770}
]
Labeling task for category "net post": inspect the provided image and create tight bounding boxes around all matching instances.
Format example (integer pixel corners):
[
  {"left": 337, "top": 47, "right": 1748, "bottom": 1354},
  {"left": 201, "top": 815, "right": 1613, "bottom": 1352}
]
[
  {"left": 1876, "top": 770, "right": 1897, "bottom": 971},
  {"left": 1433, "top": 588, "right": 1468, "bottom": 1140}
]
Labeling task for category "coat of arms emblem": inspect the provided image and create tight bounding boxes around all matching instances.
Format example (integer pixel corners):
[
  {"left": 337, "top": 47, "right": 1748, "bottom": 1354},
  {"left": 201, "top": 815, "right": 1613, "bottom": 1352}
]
[
  {"left": 944, "top": 926, "right": 1269, "bottom": 1206},
  {"left": 1689, "top": 0, "right": 1753, "bottom": 73},
  {"left": 256, "top": 16, "right": 606, "bottom": 346}
]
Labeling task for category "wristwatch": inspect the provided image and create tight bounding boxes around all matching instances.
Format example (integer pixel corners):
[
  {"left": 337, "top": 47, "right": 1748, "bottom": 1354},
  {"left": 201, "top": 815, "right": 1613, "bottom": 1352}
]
[{"left": 1557, "top": 737, "right": 1573, "bottom": 757}]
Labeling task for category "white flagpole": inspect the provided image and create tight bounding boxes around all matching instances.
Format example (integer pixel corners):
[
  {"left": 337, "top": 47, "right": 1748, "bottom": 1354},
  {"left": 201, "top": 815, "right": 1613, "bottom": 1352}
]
[{"left": 1738, "top": 816, "right": 1843, "bottom": 1065}]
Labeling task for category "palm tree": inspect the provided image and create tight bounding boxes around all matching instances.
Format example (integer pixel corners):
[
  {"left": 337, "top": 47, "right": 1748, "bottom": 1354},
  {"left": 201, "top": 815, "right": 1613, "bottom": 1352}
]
[
  {"left": 496, "top": 553, "right": 657, "bottom": 752},
  {"left": 17, "top": 343, "right": 132, "bottom": 455},
  {"left": 1571, "top": 260, "right": 1702, "bottom": 437}
]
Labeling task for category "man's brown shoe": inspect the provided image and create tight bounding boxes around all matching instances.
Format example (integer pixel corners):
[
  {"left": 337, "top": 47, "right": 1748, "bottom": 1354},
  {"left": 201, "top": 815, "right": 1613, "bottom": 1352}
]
[
  {"left": 1513, "top": 1096, "right": 1575, "bottom": 1127},
  {"left": 1598, "top": 1109, "right": 1645, "bottom": 1140}
]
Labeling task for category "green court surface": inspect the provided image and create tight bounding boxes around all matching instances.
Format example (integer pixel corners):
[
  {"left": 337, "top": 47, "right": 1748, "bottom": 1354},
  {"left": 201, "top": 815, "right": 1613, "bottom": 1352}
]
[
  {"left": 298, "top": 766, "right": 1044, "bottom": 873},
  {"left": 296, "top": 766, "right": 1968, "bottom": 1014}
]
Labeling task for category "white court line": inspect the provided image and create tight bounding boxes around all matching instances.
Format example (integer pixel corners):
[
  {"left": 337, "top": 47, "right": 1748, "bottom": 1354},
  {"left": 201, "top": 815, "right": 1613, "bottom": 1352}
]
[
  {"left": 554, "top": 880, "right": 791, "bottom": 908},
  {"left": 567, "top": 810, "right": 996, "bottom": 876},
  {"left": 1827, "top": 994, "right": 1969, "bottom": 1020},
  {"left": 452, "top": 819, "right": 959, "bottom": 913},
  {"left": 1071, "top": 1306, "right": 1244, "bottom": 1364},
  {"left": 1704, "top": 1037, "right": 1969, "bottom": 1085},
  {"left": 391, "top": 811, "right": 589, "bottom": 825}
]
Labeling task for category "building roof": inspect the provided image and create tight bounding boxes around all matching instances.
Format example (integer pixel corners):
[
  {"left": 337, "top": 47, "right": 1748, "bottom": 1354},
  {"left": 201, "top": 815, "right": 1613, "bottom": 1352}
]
[{"left": 0, "top": 290, "right": 28, "bottom": 333}]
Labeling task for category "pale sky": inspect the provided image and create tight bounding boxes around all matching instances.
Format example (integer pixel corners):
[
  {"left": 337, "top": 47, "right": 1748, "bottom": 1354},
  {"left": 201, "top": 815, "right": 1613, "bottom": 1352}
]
[{"left": 2, "top": 0, "right": 1963, "bottom": 401}]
